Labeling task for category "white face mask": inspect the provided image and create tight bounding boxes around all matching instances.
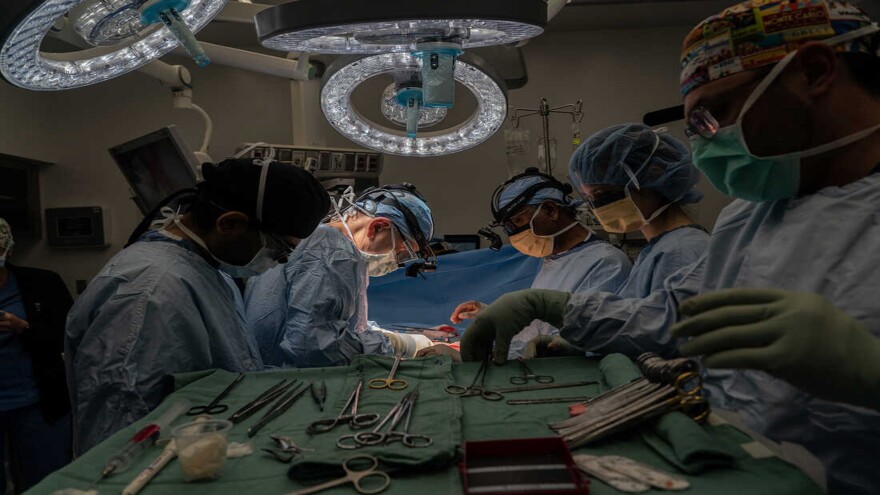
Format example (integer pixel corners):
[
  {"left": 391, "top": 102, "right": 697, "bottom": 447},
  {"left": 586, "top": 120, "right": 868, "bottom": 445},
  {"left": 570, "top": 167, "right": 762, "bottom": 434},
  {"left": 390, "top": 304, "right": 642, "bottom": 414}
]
[{"left": 340, "top": 213, "right": 400, "bottom": 277}]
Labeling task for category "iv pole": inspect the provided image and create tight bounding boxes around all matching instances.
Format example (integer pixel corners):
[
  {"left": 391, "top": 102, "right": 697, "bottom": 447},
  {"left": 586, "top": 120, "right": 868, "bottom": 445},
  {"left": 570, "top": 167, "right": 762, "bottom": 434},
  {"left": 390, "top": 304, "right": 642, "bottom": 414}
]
[{"left": 509, "top": 99, "right": 584, "bottom": 175}]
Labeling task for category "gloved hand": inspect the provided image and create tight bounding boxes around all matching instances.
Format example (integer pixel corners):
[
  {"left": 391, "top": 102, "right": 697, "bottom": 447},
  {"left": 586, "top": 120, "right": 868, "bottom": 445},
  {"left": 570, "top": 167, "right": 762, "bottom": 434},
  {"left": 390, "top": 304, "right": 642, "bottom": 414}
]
[
  {"left": 450, "top": 301, "right": 487, "bottom": 324},
  {"left": 521, "top": 335, "right": 583, "bottom": 359},
  {"left": 382, "top": 331, "right": 433, "bottom": 358},
  {"left": 460, "top": 289, "right": 571, "bottom": 364},
  {"left": 671, "top": 288, "right": 880, "bottom": 411},
  {"left": 415, "top": 344, "right": 462, "bottom": 362}
]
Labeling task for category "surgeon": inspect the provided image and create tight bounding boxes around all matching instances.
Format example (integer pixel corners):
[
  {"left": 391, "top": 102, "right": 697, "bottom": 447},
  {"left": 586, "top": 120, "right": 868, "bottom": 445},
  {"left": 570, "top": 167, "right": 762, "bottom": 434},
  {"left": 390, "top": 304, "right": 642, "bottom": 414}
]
[
  {"left": 571, "top": 124, "right": 708, "bottom": 298},
  {"left": 448, "top": 168, "right": 632, "bottom": 358},
  {"left": 460, "top": 1, "right": 880, "bottom": 492},
  {"left": 245, "top": 183, "right": 436, "bottom": 368},
  {"left": 66, "top": 157, "right": 330, "bottom": 453}
]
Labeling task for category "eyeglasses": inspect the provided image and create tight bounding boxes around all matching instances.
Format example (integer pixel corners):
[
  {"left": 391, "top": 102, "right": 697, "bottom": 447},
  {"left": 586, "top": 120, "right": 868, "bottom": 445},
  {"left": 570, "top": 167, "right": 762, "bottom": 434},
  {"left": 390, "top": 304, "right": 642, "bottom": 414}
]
[
  {"left": 685, "top": 106, "right": 721, "bottom": 140},
  {"left": 501, "top": 207, "right": 537, "bottom": 236},
  {"left": 684, "top": 70, "right": 767, "bottom": 140}
]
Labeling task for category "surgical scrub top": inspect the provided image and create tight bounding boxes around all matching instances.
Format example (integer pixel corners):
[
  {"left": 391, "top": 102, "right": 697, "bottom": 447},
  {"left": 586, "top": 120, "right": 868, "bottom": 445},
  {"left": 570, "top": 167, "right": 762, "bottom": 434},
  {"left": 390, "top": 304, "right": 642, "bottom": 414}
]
[
  {"left": 245, "top": 225, "right": 391, "bottom": 368},
  {"left": 0, "top": 271, "right": 39, "bottom": 411},
  {"left": 507, "top": 235, "right": 632, "bottom": 358},
  {"left": 615, "top": 225, "right": 709, "bottom": 299},
  {"left": 560, "top": 173, "right": 880, "bottom": 495},
  {"left": 65, "top": 231, "right": 263, "bottom": 454}
]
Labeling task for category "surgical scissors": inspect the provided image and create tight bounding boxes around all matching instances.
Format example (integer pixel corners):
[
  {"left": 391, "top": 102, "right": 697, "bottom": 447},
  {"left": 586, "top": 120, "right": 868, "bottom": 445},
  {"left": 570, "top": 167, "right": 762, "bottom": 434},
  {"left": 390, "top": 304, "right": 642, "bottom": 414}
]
[
  {"left": 286, "top": 455, "right": 390, "bottom": 495},
  {"left": 307, "top": 380, "right": 379, "bottom": 434},
  {"left": 509, "top": 358, "right": 554, "bottom": 385},
  {"left": 228, "top": 379, "right": 295, "bottom": 424},
  {"left": 368, "top": 355, "right": 408, "bottom": 390},
  {"left": 445, "top": 357, "right": 503, "bottom": 401},
  {"left": 187, "top": 373, "right": 245, "bottom": 416}
]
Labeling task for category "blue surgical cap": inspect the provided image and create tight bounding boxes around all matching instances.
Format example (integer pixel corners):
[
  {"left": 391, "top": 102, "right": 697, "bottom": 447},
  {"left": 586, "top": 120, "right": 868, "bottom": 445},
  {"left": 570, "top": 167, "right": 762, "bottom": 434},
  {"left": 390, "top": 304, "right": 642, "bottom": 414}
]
[
  {"left": 497, "top": 175, "right": 574, "bottom": 212},
  {"left": 569, "top": 123, "right": 703, "bottom": 205},
  {"left": 357, "top": 189, "right": 434, "bottom": 242}
]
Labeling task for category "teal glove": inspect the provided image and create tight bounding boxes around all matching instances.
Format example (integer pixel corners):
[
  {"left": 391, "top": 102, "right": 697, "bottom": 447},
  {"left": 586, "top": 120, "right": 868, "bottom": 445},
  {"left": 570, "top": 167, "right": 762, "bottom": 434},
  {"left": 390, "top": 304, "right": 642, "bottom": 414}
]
[
  {"left": 460, "top": 289, "right": 571, "bottom": 364},
  {"left": 521, "top": 335, "right": 583, "bottom": 359},
  {"left": 671, "top": 288, "right": 880, "bottom": 411}
]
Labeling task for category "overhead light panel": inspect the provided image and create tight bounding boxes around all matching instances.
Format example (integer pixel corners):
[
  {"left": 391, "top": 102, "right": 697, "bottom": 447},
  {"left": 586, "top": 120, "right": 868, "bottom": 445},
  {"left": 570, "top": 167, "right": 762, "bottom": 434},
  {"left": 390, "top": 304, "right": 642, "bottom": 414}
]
[
  {"left": 255, "top": 0, "right": 546, "bottom": 54},
  {"left": 321, "top": 52, "right": 507, "bottom": 157},
  {"left": 0, "top": 0, "right": 223, "bottom": 90}
]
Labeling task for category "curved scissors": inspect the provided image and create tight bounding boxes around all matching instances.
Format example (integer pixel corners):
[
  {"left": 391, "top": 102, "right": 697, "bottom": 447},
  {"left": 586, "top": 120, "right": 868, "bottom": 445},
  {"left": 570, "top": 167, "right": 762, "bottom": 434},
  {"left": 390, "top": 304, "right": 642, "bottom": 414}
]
[
  {"left": 308, "top": 380, "right": 379, "bottom": 434},
  {"left": 445, "top": 358, "right": 504, "bottom": 401},
  {"left": 368, "top": 355, "right": 408, "bottom": 390},
  {"left": 287, "top": 455, "right": 390, "bottom": 495},
  {"left": 509, "top": 358, "right": 554, "bottom": 385},
  {"left": 187, "top": 373, "right": 244, "bottom": 416}
]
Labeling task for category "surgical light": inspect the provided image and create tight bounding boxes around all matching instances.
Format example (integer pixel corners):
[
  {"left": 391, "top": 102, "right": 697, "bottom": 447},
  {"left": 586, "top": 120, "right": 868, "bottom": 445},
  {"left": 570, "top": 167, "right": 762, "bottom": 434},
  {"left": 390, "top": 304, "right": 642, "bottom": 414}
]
[
  {"left": 254, "top": 0, "right": 546, "bottom": 54},
  {"left": 380, "top": 83, "right": 447, "bottom": 130},
  {"left": 0, "top": 0, "right": 224, "bottom": 90},
  {"left": 321, "top": 52, "right": 507, "bottom": 157}
]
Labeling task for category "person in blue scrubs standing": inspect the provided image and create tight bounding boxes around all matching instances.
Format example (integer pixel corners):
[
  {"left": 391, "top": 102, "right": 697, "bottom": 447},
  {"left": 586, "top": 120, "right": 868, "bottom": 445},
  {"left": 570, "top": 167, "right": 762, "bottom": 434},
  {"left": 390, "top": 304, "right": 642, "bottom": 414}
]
[
  {"left": 570, "top": 123, "right": 709, "bottom": 298},
  {"left": 0, "top": 218, "right": 73, "bottom": 493}
]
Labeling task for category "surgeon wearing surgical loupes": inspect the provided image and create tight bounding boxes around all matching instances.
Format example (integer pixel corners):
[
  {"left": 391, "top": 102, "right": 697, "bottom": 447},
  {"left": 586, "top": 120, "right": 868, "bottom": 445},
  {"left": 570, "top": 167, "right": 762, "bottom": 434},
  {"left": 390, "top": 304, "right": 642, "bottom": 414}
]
[
  {"left": 245, "top": 184, "right": 436, "bottom": 368},
  {"left": 442, "top": 168, "right": 631, "bottom": 359},
  {"left": 461, "top": 1, "right": 880, "bottom": 493},
  {"left": 66, "top": 157, "right": 330, "bottom": 454}
]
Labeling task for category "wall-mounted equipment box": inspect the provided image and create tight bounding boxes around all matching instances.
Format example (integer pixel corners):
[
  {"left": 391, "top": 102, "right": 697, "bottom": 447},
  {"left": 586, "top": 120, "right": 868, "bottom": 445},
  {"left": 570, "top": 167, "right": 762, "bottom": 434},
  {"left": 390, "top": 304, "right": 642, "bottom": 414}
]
[{"left": 45, "top": 207, "right": 110, "bottom": 248}]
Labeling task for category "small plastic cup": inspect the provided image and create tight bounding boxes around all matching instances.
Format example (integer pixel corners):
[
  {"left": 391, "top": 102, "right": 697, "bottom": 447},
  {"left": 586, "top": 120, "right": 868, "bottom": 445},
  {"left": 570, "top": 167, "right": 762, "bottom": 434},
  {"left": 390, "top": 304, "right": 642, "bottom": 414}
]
[{"left": 172, "top": 419, "right": 232, "bottom": 482}]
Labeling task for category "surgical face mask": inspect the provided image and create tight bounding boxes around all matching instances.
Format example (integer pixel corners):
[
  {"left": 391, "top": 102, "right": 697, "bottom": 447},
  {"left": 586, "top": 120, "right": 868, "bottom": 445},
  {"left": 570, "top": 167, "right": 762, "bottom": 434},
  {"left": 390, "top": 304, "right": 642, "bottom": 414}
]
[
  {"left": 339, "top": 212, "right": 401, "bottom": 277},
  {"left": 174, "top": 218, "right": 286, "bottom": 278},
  {"left": 689, "top": 25, "right": 880, "bottom": 201},
  {"left": 591, "top": 189, "right": 648, "bottom": 234},
  {"left": 508, "top": 204, "right": 578, "bottom": 258}
]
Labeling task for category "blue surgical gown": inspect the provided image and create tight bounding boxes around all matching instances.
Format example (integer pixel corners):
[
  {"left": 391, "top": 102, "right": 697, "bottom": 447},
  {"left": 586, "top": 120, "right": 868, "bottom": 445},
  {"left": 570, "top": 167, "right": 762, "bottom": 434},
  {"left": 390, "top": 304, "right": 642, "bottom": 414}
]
[
  {"left": 560, "top": 174, "right": 880, "bottom": 495},
  {"left": 245, "top": 225, "right": 391, "bottom": 368},
  {"left": 615, "top": 225, "right": 709, "bottom": 299},
  {"left": 65, "top": 231, "right": 263, "bottom": 454},
  {"left": 508, "top": 236, "right": 632, "bottom": 358}
]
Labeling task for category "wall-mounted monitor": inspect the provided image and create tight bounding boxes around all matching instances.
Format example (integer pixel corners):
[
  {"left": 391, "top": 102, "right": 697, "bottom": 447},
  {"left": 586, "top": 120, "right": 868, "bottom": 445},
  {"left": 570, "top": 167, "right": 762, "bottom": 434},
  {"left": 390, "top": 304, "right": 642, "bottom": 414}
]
[{"left": 109, "top": 125, "right": 199, "bottom": 215}]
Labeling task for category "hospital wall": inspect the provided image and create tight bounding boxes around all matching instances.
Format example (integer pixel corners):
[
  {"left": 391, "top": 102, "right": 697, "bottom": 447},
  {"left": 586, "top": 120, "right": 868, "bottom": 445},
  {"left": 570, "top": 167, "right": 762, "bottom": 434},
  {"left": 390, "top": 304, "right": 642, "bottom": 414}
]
[{"left": 0, "top": 25, "right": 732, "bottom": 294}]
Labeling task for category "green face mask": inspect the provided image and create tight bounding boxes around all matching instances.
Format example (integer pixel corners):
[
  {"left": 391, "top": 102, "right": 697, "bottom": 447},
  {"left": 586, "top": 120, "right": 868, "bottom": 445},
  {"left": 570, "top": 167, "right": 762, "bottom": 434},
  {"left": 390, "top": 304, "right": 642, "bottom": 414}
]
[{"left": 690, "top": 25, "right": 880, "bottom": 202}]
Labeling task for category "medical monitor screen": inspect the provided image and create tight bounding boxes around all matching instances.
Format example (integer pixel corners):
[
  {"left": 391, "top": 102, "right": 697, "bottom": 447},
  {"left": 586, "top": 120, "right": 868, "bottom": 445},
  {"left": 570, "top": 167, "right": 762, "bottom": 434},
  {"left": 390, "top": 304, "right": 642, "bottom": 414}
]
[{"left": 109, "top": 126, "right": 198, "bottom": 214}]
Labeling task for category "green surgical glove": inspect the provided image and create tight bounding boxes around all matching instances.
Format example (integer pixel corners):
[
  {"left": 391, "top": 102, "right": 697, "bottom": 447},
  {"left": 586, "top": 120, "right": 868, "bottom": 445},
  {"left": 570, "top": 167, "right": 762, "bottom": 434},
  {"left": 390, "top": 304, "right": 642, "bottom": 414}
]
[
  {"left": 671, "top": 288, "right": 880, "bottom": 411},
  {"left": 521, "top": 335, "right": 583, "bottom": 360},
  {"left": 460, "top": 289, "right": 571, "bottom": 364}
]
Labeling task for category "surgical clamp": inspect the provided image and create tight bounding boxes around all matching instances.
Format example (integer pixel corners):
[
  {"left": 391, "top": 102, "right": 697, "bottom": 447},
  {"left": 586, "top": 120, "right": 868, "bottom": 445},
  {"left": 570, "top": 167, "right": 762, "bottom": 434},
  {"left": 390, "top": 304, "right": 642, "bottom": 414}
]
[
  {"left": 308, "top": 380, "right": 379, "bottom": 434},
  {"left": 337, "top": 390, "right": 431, "bottom": 449},
  {"left": 445, "top": 357, "right": 504, "bottom": 401},
  {"left": 368, "top": 355, "right": 408, "bottom": 390},
  {"left": 509, "top": 358, "right": 554, "bottom": 385}
]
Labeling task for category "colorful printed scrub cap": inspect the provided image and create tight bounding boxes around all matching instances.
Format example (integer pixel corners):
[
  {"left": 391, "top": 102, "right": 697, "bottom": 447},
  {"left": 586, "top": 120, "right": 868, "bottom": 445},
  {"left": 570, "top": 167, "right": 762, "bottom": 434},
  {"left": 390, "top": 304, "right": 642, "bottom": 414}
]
[{"left": 680, "top": 0, "right": 878, "bottom": 96}]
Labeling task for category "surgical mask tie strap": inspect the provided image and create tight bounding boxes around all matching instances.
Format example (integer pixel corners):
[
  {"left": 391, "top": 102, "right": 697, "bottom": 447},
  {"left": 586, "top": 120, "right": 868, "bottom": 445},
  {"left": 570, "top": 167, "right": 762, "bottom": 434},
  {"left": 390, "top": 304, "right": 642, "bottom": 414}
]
[{"left": 621, "top": 131, "right": 661, "bottom": 192}]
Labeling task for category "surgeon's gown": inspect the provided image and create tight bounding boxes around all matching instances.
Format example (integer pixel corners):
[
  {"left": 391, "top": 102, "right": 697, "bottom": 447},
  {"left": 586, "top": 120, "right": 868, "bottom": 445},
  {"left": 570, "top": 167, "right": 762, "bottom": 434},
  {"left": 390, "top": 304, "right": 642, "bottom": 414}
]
[
  {"left": 245, "top": 225, "right": 391, "bottom": 368},
  {"left": 614, "top": 225, "right": 709, "bottom": 299},
  {"left": 65, "top": 231, "right": 263, "bottom": 454},
  {"left": 561, "top": 173, "right": 880, "bottom": 495},
  {"left": 507, "top": 236, "right": 632, "bottom": 358}
]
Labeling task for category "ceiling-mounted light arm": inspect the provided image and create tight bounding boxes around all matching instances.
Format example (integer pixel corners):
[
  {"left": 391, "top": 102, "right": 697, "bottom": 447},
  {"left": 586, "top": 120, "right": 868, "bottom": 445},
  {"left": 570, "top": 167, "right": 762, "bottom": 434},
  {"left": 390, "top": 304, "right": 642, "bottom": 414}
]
[{"left": 140, "top": 0, "right": 211, "bottom": 67}]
